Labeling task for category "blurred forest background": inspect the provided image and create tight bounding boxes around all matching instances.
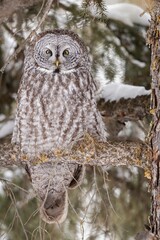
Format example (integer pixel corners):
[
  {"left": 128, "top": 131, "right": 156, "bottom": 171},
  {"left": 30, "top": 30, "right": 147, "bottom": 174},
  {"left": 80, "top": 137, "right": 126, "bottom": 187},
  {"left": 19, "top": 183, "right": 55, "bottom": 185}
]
[{"left": 0, "top": 0, "right": 151, "bottom": 239}]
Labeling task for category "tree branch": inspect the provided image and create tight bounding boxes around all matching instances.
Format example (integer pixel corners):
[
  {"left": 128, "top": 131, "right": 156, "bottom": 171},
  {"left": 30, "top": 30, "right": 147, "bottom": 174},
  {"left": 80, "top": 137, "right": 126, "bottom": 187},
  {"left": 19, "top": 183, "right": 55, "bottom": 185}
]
[
  {"left": 0, "top": 136, "right": 151, "bottom": 170},
  {"left": 98, "top": 94, "right": 150, "bottom": 119}
]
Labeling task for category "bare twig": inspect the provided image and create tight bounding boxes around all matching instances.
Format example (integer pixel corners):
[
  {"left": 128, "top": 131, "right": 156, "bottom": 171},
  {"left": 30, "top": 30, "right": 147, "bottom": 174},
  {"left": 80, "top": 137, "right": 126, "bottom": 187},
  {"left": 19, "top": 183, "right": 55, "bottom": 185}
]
[{"left": 6, "top": 185, "right": 29, "bottom": 239}]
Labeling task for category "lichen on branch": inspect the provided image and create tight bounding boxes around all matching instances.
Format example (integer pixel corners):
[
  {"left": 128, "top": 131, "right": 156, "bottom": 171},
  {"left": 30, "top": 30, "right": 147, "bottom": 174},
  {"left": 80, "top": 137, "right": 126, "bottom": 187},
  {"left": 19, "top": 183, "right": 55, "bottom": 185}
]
[{"left": 0, "top": 134, "right": 151, "bottom": 170}]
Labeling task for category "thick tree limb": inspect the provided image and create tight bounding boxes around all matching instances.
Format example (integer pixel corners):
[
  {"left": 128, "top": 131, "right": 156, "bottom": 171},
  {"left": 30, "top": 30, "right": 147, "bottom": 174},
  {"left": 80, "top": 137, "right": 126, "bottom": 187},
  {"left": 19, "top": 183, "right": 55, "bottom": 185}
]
[
  {"left": 0, "top": 136, "right": 151, "bottom": 170},
  {"left": 98, "top": 95, "right": 150, "bottom": 119}
]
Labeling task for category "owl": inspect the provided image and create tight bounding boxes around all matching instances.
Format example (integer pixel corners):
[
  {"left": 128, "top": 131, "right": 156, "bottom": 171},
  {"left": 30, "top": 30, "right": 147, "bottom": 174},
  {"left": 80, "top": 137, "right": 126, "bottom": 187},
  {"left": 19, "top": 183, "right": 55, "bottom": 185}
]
[{"left": 12, "top": 29, "right": 107, "bottom": 223}]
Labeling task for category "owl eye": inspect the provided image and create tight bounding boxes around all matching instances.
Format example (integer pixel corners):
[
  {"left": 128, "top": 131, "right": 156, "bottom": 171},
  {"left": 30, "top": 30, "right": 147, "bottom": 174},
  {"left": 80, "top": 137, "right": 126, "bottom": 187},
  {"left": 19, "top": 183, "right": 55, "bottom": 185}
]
[
  {"left": 45, "top": 49, "right": 52, "bottom": 56},
  {"left": 63, "top": 49, "right": 69, "bottom": 57}
]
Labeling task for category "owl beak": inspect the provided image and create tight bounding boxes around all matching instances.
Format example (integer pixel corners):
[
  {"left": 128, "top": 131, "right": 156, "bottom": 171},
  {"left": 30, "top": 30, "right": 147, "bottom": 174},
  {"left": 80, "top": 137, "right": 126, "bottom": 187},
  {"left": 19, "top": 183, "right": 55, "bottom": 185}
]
[{"left": 54, "top": 59, "right": 60, "bottom": 68}]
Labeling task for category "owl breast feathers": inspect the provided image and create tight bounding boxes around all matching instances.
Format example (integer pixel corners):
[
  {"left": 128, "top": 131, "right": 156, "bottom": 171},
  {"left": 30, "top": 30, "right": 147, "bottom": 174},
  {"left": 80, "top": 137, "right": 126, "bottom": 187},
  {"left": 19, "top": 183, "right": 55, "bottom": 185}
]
[{"left": 12, "top": 29, "right": 107, "bottom": 156}]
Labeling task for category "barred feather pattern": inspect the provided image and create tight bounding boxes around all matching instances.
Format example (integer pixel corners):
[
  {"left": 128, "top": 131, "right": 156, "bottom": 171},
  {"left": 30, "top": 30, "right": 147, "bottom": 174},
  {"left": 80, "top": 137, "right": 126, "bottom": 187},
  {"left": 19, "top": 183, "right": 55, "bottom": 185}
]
[
  {"left": 12, "top": 62, "right": 107, "bottom": 156},
  {"left": 30, "top": 162, "right": 81, "bottom": 223}
]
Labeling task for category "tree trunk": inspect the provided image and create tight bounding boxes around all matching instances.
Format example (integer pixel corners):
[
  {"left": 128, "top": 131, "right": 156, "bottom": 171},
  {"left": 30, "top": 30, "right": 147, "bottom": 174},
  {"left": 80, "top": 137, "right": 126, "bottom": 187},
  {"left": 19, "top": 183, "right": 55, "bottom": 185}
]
[{"left": 147, "top": 0, "right": 160, "bottom": 237}]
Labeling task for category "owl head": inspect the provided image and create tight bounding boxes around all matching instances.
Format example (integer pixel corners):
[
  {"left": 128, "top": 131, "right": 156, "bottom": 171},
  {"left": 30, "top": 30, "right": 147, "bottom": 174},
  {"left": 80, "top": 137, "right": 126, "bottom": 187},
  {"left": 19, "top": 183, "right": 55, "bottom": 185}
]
[{"left": 31, "top": 29, "right": 90, "bottom": 74}]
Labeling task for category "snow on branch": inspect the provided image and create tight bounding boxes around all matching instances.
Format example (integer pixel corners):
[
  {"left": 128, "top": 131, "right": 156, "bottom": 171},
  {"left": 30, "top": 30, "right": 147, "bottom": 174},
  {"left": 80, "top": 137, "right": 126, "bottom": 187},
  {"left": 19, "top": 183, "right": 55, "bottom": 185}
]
[
  {"left": 99, "top": 83, "right": 151, "bottom": 102},
  {"left": 107, "top": 3, "right": 150, "bottom": 27}
]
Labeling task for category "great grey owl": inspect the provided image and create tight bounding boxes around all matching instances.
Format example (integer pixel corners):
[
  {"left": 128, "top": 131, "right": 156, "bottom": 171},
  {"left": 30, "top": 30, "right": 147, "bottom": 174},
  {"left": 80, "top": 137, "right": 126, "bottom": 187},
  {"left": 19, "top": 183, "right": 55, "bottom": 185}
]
[{"left": 12, "top": 29, "right": 107, "bottom": 223}]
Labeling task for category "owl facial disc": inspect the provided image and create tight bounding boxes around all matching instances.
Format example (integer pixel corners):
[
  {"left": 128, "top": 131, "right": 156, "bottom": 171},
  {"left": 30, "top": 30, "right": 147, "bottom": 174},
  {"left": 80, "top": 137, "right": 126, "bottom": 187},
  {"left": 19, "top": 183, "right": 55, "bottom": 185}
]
[{"left": 33, "top": 32, "right": 88, "bottom": 74}]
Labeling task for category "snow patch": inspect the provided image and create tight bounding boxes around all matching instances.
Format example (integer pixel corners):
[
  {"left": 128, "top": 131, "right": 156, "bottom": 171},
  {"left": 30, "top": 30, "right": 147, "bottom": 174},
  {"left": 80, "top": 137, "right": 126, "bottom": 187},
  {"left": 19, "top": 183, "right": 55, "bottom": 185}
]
[
  {"left": 118, "top": 121, "right": 146, "bottom": 142},
  {"left": 0, "top": 182, "right": 5, "bottom": 196},
  {"left": 107, "top": 3, "right": 150, "bottom": 27},
  {"left": 3, "top": 170, "right": 14, "bottom": 180},
  {"left": 101, "top": 83, "right": 150, "bottom": 102},
  {"left": 113, "top": 187, "right": 121, "bottom": 198},
  {"left": 95, "top": 44, "right": 125, "bottom": 85},
  {"left": 60, "top": 0, "right": 82, "bottom": 7},
  {"left": 0, "top": 120, "right": 14, "bottom": 139},
  {"left": 2, "top": 31, "right": 16, "bottom": 61},
  {"left": 131, "top": 59, "right": 146, "bottom": 68},
  {"left": 0, "top": 114, "right": 6, "bottom": 121}
]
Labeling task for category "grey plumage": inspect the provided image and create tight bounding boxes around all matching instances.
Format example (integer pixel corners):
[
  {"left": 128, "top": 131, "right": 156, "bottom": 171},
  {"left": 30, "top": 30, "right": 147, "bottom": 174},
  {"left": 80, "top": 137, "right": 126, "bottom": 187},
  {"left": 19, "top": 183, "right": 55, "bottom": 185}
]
[{"left": 12, "top": 29, "right": 107, "bottom": 223}]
